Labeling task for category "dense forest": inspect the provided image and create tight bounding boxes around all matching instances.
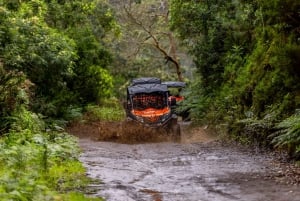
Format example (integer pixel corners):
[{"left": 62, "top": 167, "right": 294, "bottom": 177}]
[
  {"left": 169, "top": 0, "right": 300, "bottom": 158},
  {"left": 108, "top": 0, "right": 300, "bottom": 160},
  {"left": 0, "top": 0, "right": 299, "bottom": 200},
  {"left": 0, "top": 0, "right": 114, "bottom": 200}
]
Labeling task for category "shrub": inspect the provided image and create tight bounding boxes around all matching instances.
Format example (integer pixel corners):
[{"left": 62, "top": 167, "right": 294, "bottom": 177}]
[
  {"left": 271, "top": 110, "right": 300, "bottom": 158},
  {"left": 85, "top": 102, "right": 125, "bottom": 122},
  {"left": 0, "top": 105, "right": 102, "bottom": 200}
]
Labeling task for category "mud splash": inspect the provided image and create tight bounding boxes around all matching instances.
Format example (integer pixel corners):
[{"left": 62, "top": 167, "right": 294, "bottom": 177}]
[
  {"left": 68, "top": 122, "right": 300, "bottom": 201},
  {"left": 68, "top": 120, "right": 183, "bottom": 144}
]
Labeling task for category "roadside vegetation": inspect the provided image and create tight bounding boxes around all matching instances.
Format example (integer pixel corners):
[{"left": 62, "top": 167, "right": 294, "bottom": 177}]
[
  {"left": 84, "top": 100, "right": 125, "bottom": 122},
  {"left": 0, "top": 67, "right": 103, "bottom": 200},
  {"left": 106, "top": 0, "right": 300, "bottom": 160},
  {"left": 169, "top": 0, "right": 300, "bottom": 159},
  {"left": 0, "top": 0, "right": 299, "bottom": 199},
  {"left": 0, "top": 0, "right": 114, "bottom": 200}
]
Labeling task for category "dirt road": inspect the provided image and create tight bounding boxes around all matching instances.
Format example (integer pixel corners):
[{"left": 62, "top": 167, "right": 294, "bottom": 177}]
[{"left": 74, "top": 124, "right": 300, "bottom": 201}]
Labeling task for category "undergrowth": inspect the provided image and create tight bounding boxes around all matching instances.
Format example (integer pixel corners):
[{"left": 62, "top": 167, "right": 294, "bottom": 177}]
[
  {"left": 0, "top": 106, "right": 103, "bottom": 201},
  {"left": 271, "top": 110, "right": 300, "bottom": 158},
  {"left": 84, "top": 98, "right": 125, "bottom": 122}
]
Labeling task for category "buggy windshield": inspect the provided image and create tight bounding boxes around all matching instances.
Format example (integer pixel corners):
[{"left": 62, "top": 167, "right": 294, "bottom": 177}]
[{"left": 131, "top": 93, "right": 167, "bottom": 110}]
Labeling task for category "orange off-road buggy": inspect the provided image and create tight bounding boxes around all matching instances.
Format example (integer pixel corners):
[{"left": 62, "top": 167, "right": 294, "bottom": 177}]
[{"left": 125, "top": 77, "right": 186, "bottom": 136}]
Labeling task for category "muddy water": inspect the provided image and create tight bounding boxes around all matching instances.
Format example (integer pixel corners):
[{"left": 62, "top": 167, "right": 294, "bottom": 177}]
[{"left": 78, "top": 127, "right": 300, "bottom": 201}]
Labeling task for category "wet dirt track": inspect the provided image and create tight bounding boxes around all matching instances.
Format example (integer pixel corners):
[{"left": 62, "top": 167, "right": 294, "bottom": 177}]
[{"left": 76, "top": 125, "right": 300, "bottom": 201}]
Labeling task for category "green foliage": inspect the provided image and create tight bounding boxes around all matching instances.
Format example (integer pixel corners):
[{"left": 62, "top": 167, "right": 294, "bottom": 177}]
[
  {"left": 0, "top": 67, "right": 31, "bottom": 134},
  {"left": 176, "top": 79, "right": 210, "bottom": 122},
  {"left": 73, "top": 64, "right": 113, "bottom": 104},
  {"left": 9, "top": 107, "right": 45, "bottom": 135},
  {"left": 6, "top": 16, "right": 80, "bottom": 116},
  {"left": 170, "top": 0, "right": 300, "bottom": 153},
  {"left": 271, "top": 110, "right": 300, "bottom": 158},
  {"left": 0, "top": 66, "right": 100, "bottom": 200},
  {"left": 0, "top": 0, "right": 116, "bottom": 118},
  {"left": 85, "top": 101, "right": 125, "bottom": 122},
  {"left": 171, "top": 0, "right": 227, "bottom": 91},
  {"left": 0, "top": 107, "right": 98, "bottom": 200},
  {"left": 45, "top": 0, "right": 91, "bottom": 29},
  {"left": 0, "top": 1, "right": 116, "bottom": 200},
  {"left": 47, "top": 160, "right": 88, "bottom": 191},
  {"left": 3, "top": 8, "right": 77, "bottom": 80},
  {"left": 62, "top": 106, "right": 84, "bottom": 122}
]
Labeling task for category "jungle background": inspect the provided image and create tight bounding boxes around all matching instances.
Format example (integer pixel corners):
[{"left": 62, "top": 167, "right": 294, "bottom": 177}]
[{"left": 0, "top": 0, "right": 299, "bottom": 200}]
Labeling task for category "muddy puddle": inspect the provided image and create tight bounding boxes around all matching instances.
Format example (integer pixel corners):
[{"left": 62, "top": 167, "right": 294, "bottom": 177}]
[{"left": 70, "top": 122, "right": 300, "bottom": 201}]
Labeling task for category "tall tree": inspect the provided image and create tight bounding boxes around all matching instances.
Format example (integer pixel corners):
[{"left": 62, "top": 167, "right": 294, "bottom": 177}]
[
  {"left": 170, "top": 0, "right": 300, "bottom": 157},
  {"left": 109, "top": 0, "right": 185, "bottom": 81},
  {"left": 0, "top": 0, "right": 117, "bottom": 117}
]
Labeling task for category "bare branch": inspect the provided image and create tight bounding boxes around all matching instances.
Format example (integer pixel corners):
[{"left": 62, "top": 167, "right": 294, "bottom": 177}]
[{"left": 122, "top": 1, "right": 183, "bottom": 81}]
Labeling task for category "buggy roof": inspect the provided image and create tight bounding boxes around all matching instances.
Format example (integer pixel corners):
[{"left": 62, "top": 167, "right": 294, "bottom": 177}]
[
  {"left": 131, "top": 77, "right": 161, "bottom": 86},
  {"left": 162, "top": 81, "right": 186, "bottom": 88},
  {"left": 128, "top": 83, "right": 168, "bottom": 95}
]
